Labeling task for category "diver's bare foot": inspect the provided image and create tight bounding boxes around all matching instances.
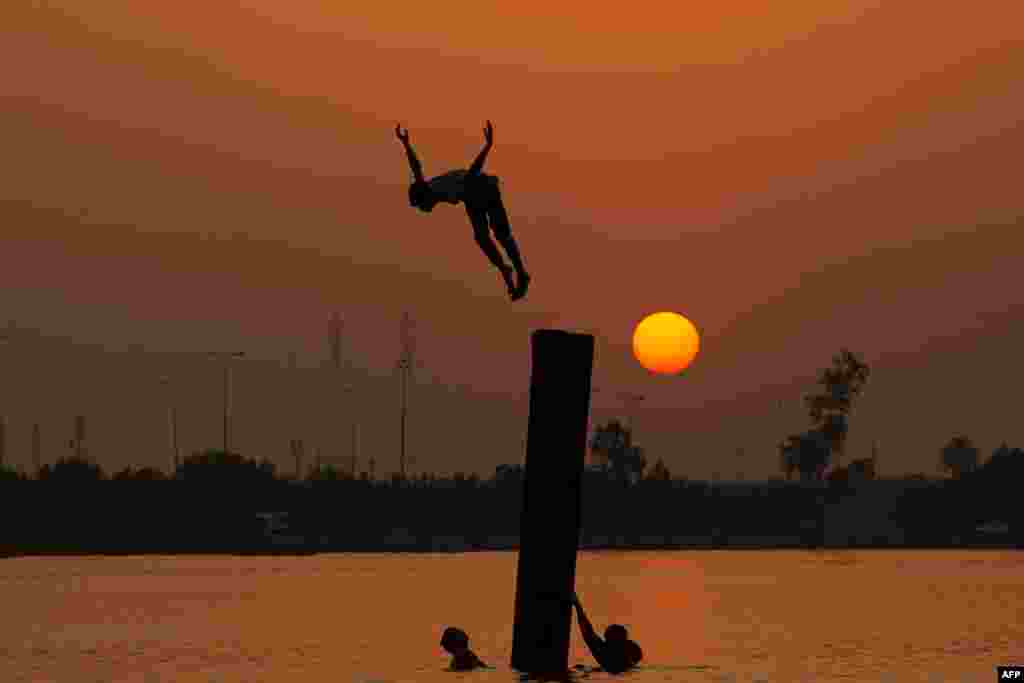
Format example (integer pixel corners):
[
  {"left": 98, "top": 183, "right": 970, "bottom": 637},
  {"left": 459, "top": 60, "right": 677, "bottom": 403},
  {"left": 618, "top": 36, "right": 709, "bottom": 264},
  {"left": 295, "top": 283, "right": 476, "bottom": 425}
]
[
  {"left": 511, "top": 272, "right": 530, "bottom": 301},
  {"left": 500, "top": 267, "right": 517, "bottom": 298}
]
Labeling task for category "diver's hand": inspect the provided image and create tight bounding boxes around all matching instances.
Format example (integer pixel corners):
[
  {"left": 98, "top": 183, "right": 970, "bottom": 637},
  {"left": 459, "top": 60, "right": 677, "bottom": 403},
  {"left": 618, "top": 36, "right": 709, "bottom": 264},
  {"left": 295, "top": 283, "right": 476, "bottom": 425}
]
[
  {"left": 483, "top": 120, "right": 493, "bottom": 144},
  {"left": 395, "top": 124, "right": 410, "bottom": 145}
]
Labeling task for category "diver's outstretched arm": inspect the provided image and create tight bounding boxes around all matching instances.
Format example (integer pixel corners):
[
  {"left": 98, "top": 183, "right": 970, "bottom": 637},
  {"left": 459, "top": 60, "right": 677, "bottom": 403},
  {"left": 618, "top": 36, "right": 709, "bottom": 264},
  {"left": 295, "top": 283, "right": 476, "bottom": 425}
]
[
  {"left": 395, "top": 124, "right": 425, "bottom": 183},
  {"left": 571, "top": 593, "right": 604, "bottom": 654},
  {"left": 468, "top": 120, "right": 493, "bottom": 177}
]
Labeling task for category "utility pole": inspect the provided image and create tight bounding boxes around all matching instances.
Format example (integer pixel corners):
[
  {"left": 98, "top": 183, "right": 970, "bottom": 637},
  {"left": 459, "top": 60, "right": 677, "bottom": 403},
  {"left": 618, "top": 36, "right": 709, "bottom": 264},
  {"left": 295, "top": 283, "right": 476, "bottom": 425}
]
[
  {"left": 330, "top": 310, "right": 361, "bottom": 480},
  {"left": 32, "top": 423, "right": 41, "bottom": 476},
  {"left": 395, "top": 312, "right": 416, "bottom": 481},
  {"left": 207, "top": 351, "right": 245, "bottom": 454},
  {"left": 329, "top": 313, "right": 346, "bottom": 470},
  {"left": 287, "top": 350, "right": 299, "bottom": 477}
]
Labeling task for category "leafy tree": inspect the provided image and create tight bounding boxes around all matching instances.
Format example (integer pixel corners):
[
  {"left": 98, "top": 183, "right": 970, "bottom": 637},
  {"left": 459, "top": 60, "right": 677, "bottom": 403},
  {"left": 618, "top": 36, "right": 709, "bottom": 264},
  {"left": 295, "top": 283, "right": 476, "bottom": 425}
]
[
  {"left": 589, "top": 419, "right": 646, "bottom": 487},
  {"left": 803, "top": 349, "right": 871, "bottom": 466},
  {"left": 780, "top": 349, "right": 870, "bottom": 479},
  {"left": 939, "top": 435, "right": 980, "bottom": 479},
  {"left": 113, "top": 466, "right": 167, "bottom": 482},
  {"left": 175, "top": 449, "right": 276, "bottom": 486},
  {"left": 0, "top": 463, "right": 23, "bottom": 482}
]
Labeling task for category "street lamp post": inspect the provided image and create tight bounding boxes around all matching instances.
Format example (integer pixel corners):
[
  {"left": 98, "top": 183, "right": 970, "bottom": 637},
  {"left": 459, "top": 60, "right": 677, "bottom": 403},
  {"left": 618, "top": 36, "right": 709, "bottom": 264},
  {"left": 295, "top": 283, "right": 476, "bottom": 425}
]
[
  {"left": 395, "top": 312, "right": 417, "bottom": 481},
  {"left": 207, "top": 351, "right": 245, "bottom": 454},
  {"left": 159, "top": 375, "right": 179, "bottom": 474}
]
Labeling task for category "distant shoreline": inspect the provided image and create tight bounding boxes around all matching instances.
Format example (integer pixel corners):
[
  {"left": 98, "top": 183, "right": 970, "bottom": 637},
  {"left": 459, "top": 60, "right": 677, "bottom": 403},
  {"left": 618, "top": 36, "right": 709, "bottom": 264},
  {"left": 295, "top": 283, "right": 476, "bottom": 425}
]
[{"left": 3, "top": 540, "right": 1019, "bottom": 559}]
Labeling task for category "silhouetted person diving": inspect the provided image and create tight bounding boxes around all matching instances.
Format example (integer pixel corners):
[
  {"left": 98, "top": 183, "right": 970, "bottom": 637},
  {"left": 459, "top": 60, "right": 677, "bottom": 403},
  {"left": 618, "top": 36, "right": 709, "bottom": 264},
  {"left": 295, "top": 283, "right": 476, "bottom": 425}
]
[
  {"left": 571, "top": 592, "right": 643, "bottom": 674},
  {"left": 440, "top": 626, "right": 490, "bottom": 671},
  {"left": 396, "top": 120, "right": 531, "bottom": 301}
]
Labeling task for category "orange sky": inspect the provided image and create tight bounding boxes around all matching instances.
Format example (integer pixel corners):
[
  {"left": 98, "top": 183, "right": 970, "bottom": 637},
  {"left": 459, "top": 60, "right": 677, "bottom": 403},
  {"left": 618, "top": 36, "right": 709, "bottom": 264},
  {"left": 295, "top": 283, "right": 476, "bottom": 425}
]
[{"left": 2, "top": 1, "right": 1023, "bottom": 478}]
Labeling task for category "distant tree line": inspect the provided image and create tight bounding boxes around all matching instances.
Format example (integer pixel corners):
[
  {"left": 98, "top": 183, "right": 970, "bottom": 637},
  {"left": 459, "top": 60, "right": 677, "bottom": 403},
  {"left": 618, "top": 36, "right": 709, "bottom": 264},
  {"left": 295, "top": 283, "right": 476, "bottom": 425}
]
[
  {"left": 1, "top": 441, "right": 1020, "bottom": 555},
  {"left": 1, "top": 349, "right": 1021, "bottom": 554}
]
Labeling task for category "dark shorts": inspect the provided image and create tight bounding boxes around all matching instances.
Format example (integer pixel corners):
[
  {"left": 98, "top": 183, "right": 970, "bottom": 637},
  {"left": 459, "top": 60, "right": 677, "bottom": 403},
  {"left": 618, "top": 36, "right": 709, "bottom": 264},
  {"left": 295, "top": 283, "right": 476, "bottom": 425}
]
[
  {"left": 464, "top": 173, "right": 501, "bottom": 205},
  {"left": 464, "top": 174, "right": 510, "bottom": 238}
]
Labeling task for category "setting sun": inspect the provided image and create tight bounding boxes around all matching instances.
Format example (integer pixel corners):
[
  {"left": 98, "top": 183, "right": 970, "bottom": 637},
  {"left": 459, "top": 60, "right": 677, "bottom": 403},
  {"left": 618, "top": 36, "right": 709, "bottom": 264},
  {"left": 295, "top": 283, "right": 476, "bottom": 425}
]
[{"left": 632, "top": 312, "right": 700, "bottom": 375}]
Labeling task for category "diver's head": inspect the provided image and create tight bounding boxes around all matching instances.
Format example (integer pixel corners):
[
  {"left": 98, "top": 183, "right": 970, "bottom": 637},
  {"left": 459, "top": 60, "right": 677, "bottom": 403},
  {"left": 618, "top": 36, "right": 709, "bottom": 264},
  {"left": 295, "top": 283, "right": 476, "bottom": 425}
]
[
  {"left": 409, "top": 180, "right": 437, "bottom": 212},
  {"left": 440, "top": 626, "right": 470, "bottom": 654},
  {"left": 604, "top": 624, "right": 628, "bottom": 644}
]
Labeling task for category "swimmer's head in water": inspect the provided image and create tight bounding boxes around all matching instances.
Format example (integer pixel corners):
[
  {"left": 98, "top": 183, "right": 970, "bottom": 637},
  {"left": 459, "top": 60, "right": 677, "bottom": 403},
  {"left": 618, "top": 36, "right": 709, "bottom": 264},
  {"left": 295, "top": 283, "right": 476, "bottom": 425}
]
[
  {"left": 409, "top": 180, "right": 437, "bottom": 213},
  {"left": 604, "top": 624, "right": 628, "bottom": 643},
  {"left": 440, "top": 626, "right": 469, "bottom": 653}
]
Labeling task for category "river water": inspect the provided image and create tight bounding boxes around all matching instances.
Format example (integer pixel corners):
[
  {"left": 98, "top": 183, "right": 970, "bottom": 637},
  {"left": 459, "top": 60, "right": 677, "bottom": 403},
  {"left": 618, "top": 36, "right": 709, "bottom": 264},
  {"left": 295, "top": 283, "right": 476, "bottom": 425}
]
[{"left": 2, "top": 550, "right": 1021, "bottom": 682}]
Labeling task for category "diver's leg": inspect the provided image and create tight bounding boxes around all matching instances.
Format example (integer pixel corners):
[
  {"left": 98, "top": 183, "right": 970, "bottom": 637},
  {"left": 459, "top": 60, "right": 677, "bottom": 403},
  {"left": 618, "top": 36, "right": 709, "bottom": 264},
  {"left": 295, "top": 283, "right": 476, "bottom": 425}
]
[
  {"left": 487, "top": 192, "right": 530, "bottom": 299},
  {"left": 467, "top": 204, "right": 516, "bottom": 296}
]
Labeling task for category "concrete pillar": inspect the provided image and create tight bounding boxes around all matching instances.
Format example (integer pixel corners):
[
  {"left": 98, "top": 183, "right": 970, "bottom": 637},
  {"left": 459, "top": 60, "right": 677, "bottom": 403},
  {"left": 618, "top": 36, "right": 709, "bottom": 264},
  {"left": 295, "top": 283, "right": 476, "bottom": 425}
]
[{"left": 510, "top": 330, "right": 594, "bottom": 675}]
